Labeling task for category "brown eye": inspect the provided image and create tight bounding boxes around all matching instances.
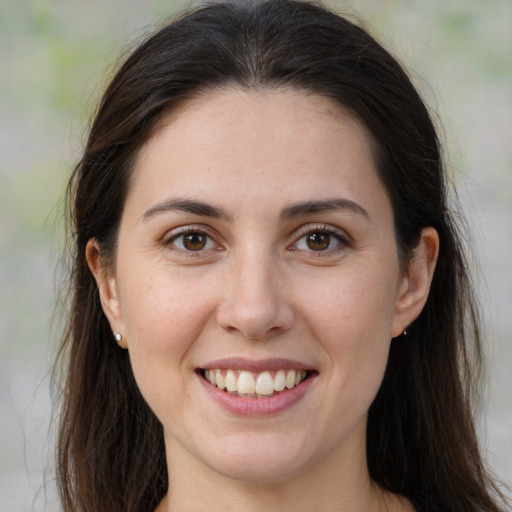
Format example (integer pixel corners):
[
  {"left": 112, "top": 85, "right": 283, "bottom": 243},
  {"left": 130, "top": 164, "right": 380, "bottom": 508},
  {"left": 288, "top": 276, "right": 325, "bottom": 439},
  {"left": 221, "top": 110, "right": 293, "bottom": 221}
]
[
  {"left": 167, "top": 229, "right": 216, "bottom": 253},
  {"left": 182, "top": 232, "right": 207, "bottom": 251},
  {"left": 292, "top": 227, "right": 349, "bottom": 254},
  {"left": 306, "top": 232, "right": 331, "bottom": 251}
]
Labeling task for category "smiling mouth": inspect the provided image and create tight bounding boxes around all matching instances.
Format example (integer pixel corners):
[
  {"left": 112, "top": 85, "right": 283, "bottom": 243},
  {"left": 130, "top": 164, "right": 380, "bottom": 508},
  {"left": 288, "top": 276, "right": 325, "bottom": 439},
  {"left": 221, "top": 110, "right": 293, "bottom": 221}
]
[{"left": 200, "top": 368, "right": 315, "bottom": 398}]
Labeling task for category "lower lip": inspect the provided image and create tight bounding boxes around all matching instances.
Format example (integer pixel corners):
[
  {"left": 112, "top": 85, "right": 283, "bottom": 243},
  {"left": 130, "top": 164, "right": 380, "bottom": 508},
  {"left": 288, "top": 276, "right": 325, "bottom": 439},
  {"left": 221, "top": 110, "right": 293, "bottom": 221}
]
[{"left": 198, "top": 373, "right": 317, "bottom": 416}]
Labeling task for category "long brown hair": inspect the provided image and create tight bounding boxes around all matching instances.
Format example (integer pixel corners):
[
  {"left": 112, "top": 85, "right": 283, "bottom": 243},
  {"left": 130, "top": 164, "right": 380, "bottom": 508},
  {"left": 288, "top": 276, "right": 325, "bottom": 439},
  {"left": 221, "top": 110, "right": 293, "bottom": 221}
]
[{"left": 54, "top": 1, "right": 508, "bottom": 510}]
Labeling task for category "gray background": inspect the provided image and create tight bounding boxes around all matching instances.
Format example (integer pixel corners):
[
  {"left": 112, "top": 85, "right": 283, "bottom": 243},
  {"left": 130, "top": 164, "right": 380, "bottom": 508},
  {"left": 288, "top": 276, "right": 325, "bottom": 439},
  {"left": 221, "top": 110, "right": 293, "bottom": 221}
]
[{"left": 1, "top": 0, "right": 510, "bottom": 510}]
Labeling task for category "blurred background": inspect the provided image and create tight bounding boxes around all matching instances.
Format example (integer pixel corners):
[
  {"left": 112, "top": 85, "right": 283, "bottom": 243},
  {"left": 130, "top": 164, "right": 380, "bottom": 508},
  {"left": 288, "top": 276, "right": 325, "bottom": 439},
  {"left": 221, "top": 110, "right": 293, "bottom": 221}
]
[{"left": 0, "top": 0, "right": 510, "bottom": 510}]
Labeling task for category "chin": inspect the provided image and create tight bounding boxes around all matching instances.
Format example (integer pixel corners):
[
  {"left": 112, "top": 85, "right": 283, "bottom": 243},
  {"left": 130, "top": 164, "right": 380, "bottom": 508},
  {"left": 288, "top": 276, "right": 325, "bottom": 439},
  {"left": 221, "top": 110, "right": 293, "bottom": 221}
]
[{"left": 201, "top": 431, "right": 311, "bottom": 483}]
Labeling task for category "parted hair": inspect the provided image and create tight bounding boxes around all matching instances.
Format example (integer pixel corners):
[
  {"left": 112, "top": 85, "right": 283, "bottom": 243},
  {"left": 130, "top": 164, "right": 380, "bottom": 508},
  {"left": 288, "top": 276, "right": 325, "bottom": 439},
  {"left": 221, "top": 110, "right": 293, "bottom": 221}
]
[{"left": 55, "top": 1, "right": 508, "bottom": 511}]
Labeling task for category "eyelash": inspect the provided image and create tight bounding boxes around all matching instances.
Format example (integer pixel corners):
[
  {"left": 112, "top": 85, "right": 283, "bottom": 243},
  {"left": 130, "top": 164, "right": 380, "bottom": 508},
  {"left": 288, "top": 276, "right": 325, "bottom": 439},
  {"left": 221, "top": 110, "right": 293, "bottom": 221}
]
[
  {"left": 163, "top": 227, "right": 220, "bottom": 256},
  {"left": 290, "top": 225, "right": 351, "bottom": 255},
  {"left": 163, "top": 224, "right": 350, "bottom": 256}
]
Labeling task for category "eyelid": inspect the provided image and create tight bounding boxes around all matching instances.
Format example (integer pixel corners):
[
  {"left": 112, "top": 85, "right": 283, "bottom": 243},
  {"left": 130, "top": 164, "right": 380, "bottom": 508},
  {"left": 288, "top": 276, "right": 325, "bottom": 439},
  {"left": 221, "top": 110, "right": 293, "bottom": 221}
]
[
  {"left": 289, "top": 223, "right": 351, "bottom": 253},
  {"left": 161, "top": 222, "right": 350, "bottom": 257},
  {"left": 163, "top": 225, "right": 223, "bottom": 255}
]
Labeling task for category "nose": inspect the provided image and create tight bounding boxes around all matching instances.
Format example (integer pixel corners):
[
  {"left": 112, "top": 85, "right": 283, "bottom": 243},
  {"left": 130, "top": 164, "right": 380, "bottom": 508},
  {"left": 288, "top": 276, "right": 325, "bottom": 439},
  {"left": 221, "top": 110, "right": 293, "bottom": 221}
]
[{"left": 216, "top": 251, "right": 294, "bottom": 340}]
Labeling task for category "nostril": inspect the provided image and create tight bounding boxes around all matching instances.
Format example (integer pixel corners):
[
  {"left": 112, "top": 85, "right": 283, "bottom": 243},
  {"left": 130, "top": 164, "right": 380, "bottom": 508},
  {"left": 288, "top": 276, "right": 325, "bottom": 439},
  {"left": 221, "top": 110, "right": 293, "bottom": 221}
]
[{"left": 216, "top": 300, "right": 295, "bottom": 340}]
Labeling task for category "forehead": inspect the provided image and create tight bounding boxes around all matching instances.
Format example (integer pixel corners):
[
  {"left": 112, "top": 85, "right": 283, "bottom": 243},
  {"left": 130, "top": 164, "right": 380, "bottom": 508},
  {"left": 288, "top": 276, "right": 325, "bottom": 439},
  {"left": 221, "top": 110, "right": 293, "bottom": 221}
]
[
  {"left": 155, "top": 86, "right": 354, "bottom": 130},
  {"left": 127, "top": 88, "right": 388, "bottom": 219}
]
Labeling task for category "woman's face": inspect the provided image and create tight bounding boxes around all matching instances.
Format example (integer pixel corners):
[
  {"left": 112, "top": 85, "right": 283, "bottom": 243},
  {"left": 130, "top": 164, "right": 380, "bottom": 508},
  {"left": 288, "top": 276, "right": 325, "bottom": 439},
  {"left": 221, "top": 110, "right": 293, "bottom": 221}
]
[{"left": 93, "top": 89, "right": 433, "bottom": 483}]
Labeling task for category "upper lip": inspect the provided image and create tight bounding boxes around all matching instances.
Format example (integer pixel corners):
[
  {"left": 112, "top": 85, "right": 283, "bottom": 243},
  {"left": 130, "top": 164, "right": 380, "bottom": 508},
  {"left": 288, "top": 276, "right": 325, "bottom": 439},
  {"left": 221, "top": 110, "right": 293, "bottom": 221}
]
[{"left": 199, "top": 357, "right": 316, "bottom": 373}]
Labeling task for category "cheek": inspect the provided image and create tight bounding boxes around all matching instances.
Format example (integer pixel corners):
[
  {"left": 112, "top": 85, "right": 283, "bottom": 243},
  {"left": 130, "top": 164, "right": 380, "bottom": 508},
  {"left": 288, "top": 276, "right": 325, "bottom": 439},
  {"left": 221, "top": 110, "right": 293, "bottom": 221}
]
[
  {"left": 298, "top": 266, "right": 397, "bottom": 389},
  {"left": 116, "top": 268, "right": 218, "bottom": 405},
  {"left": 117, "top": 269, "right": 219, "bottom": 422},
  {"left": 120, "top": 269, "right": 214, "bottom": 346},
  {"left": 302, "top": 267, "right": 397, "bottom": 339}
]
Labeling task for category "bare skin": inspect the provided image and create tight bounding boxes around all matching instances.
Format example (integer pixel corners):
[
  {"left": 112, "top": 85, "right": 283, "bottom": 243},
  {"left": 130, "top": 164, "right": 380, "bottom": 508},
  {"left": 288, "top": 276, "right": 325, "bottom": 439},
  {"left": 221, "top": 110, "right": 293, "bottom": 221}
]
[{"left": 88, "top": 89, "right": 437, "bottom": 512}]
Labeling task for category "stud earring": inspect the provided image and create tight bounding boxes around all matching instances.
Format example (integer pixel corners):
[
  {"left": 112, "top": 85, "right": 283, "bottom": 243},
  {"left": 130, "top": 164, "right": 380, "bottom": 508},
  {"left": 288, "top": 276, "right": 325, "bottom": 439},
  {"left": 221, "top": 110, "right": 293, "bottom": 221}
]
[{"left": 114, "top": 333, "right": 126, "bottom": 348}]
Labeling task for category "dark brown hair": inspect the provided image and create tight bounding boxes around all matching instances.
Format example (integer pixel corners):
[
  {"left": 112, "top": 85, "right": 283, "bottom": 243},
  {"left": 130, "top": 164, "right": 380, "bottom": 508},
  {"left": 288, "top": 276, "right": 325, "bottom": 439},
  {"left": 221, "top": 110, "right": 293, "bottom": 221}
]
[{"left": 54, "top": 1, "right": 508, "bottom": 511}]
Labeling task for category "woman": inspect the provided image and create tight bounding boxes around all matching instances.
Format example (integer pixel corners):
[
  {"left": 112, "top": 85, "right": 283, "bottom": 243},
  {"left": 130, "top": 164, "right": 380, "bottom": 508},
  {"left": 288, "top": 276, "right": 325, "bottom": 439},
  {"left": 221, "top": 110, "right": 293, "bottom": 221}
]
[{"left": 54, "top": 1, "right": 508, "bottom": 511}]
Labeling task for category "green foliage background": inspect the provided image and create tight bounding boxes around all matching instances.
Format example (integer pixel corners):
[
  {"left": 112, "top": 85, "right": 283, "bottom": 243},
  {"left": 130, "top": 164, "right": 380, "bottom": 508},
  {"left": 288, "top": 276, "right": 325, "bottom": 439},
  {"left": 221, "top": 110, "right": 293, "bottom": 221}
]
[{"left": 0, "top": 0, "right": 510, "bottom": 509}]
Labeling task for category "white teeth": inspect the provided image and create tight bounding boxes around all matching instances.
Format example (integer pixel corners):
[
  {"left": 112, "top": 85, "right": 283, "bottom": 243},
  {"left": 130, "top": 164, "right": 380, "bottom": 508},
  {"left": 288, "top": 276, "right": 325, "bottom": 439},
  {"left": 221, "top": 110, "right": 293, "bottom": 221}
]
[
  {"left": 285, "top": 369, "right": 296, "bottom": 389},
  {"left": 237, "top": 371, "right": 256, "bottom": 394},
  {"left": 215, "top": 369, "right": 225, "bottom": 390},
  {"left": 274, "top": 370, "right": 286, "bottom": 391},
  {"left": 204, "top": 368, "right": 310, "bottom": 397},
  {"left": 225, "top": 370, "right": 237, "bottom": 392},
  {"left": 255, "top": 371, "right": 274, "bottom": 395}
]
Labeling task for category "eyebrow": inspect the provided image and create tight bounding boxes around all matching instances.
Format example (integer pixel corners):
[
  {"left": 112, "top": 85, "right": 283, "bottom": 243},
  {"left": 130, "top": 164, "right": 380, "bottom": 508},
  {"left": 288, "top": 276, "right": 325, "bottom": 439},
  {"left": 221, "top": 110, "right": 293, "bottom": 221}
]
[
  {"left": 140, "top": 196, "right": 370, "bottom": 223},
  {"left": 140, "top": 198, "right": 231, "bottom": 222},
  {"left": 280, "top": 198, "right": 370, "bottom": 221}
]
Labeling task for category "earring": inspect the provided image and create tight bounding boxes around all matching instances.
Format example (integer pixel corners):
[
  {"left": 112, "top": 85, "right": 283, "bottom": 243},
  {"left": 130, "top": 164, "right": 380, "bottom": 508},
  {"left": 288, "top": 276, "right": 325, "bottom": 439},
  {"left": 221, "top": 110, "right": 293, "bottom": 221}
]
[{"left": 114, "top": 333, "right": 127, "bottom": 349}]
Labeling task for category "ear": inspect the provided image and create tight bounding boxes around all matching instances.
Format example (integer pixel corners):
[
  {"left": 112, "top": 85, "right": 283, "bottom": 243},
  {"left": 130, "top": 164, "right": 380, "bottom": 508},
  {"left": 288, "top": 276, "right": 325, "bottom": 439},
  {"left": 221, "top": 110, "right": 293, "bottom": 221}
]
[
  {"left": 391, "top": 227, "right": 439, "bottom": 337},
  {"left": 86, "top": 239, "right": 127, "bottom": 348}
]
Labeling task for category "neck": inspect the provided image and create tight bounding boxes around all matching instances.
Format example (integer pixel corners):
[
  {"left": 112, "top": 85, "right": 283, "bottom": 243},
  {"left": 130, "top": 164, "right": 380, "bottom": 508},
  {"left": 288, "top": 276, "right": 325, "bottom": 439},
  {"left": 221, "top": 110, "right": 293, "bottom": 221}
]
[{"left": 156, "top": 431, "right": 413, "bottom": 512}]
